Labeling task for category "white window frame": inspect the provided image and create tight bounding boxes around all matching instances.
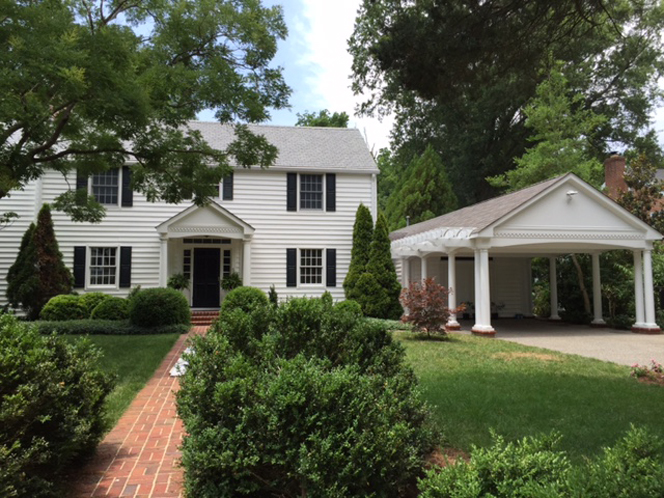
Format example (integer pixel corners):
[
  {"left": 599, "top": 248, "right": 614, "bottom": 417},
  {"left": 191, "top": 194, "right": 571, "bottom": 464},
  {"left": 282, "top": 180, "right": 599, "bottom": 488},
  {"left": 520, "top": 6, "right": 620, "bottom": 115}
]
[
  {"left": 299, "top": 248, "right": 324, "bottom": 286},
  {"left": 90, "top": 168, "right": 122, "bottom": 206},
  {"left": 299, "top": 174, "right": 325, "bottom": 211},
  {"left": 88, "top": 246, "right": 119, "bottom": 288}
]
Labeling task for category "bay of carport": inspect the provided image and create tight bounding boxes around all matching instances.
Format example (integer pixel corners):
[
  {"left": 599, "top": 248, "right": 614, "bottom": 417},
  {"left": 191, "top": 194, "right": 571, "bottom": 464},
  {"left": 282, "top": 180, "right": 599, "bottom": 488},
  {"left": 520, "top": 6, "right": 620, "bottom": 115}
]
[{"left": 458, "top": 319, "right": 664, "bottom": 367}]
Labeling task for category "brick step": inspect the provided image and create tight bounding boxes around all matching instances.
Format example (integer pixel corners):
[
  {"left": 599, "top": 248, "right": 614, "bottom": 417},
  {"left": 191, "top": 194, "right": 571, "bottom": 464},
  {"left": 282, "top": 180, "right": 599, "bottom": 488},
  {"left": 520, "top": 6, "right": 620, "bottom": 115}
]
[{"left": 191, "top": 310, "right": 220, "bottom": 326}]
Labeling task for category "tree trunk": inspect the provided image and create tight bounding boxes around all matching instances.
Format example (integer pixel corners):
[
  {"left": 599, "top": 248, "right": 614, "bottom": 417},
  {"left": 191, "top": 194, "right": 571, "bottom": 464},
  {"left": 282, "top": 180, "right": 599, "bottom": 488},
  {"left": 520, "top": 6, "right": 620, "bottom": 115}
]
[{"left": 571, "top": 253, "right": 591, "bottom": 314}]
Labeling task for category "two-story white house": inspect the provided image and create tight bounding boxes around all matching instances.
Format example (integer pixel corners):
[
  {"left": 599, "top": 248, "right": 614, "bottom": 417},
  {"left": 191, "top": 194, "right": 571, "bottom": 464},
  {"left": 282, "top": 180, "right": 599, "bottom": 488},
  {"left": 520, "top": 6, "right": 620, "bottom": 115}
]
[{"left": 0, "top": 123, "right": 379, "bottom": 309}]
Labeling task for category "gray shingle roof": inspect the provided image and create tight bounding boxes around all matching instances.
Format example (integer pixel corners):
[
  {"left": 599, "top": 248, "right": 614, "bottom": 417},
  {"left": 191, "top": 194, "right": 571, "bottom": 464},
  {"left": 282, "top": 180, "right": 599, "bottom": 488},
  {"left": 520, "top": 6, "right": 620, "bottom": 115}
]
[
  {"left": 188, "top": 121, "right": 378, "bottom": 172},
  {"left": 390, "top": 175, "right": 563, "bottom": 241}
]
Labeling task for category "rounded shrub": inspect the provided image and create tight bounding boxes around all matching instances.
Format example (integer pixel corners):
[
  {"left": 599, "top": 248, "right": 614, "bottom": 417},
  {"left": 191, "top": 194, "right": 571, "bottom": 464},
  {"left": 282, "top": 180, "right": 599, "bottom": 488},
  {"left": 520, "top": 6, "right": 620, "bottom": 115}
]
[
  {"left": 91, "top": 297, "right": 129, "bottom": 321},
  {"left": 334, "top": 299, "right": 363, "bottom": 317},
  {"left": 79, "top": 292, "right": 111, "bottom": 317},
  {"left": 129, "top": 287, "right": 190, "bottom": 327},
  {"left": 220, "top": 286, "right": 268, "bottom": 315},
  {"left": 40, "top": 294, "right": 87, "bottom": 321}
]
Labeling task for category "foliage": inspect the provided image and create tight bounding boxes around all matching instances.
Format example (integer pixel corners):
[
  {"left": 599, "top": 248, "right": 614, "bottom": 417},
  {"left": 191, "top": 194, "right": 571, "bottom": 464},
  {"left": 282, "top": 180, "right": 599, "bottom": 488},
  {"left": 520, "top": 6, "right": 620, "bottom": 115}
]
[
  {"left": 40, "top": 294, "right": 87, "bottom": 321},
  {"left": 7, "top": 205, "right": 73, "bottom": 319},
  {"left": 126, "top": 285, "right": 142, "bottom": 302},
  {"left": 334, "top": 299, "right": 363, "bottom": 318},
  {"left": 79, "top": 292, "right": 111, "bottom": 318},
  {"left": 220, "top": 271, "right": 243, "bottom": 291},
  {"left": 418, "top": 426, "right": 664, "bottom": 497},
  {"left": 489, "top": 64, "right": 606, "bottom": 191},
  {"left": 630, "top": 360, "right": 664, "bottom": 383},
  {"left": 91, "top": 297, "right": 129, "bottom": 321},
  {"left": 320, "top": 290, "right": 334, "bottom": 309},
  {"left": 386, "top": 145, "right": 458, "bottom": 230},
  {"left": 0, "top": 314, "right": 114, "bottom": 497},
  {"left": 220, "top": 286, "right": 268, "bottom": 315},
  {"left": 268, "top": 284, "right": 278, "bottom": 307},
  {"left": 1, "top": 0, "right": 290, "bottom": 219},
  {"left": 35, "top": 319, "right": 188, "bottom": 336},
  {"left": 350, "top": 0, "right": 664, "bottom": 206},
  {"left": 401, "top": 278, "right": 459, "bottom": 337},
  {"left": 5, "top": 222, "right": 35, "bottom": 308},
  {"left": 167, "top": 273, "right": 190, "bottom": 291},
  {"left": 344, "top": 203, "right": 374, "bottom": 301},
  {"left": 128, "top": 288, "right": 190, "bottom": 327},
  {"left": 295, "top": 109, "right": 349, "bottom": 128},
  {"left": 178, "top": 297, "right": 435, "bottom": 496},
  {"left": 618, "top": 153, "right": 664, "bottom": 233}
]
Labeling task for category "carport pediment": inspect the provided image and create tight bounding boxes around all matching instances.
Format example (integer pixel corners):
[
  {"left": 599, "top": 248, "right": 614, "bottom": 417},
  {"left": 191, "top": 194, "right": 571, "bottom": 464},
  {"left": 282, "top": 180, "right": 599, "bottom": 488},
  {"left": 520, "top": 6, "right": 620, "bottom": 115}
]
[{"left": 156, "top": 201, "right": 254, "bottom": 238}]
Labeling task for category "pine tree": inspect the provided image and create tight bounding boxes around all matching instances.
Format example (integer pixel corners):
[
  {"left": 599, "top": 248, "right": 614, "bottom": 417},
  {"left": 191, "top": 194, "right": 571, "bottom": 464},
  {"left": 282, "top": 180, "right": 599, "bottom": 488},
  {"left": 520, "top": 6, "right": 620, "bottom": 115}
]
[
  {"left": 366, "top": 213, "right": 402, "bottom": 319},
  {"left": 344, "top": 204, "right": 374, "bottom": 300},
  {"left": 5, "top": 222, "right": 36, "bottom": 308},
  {"left": 386, "top": 145, "right": 458, "bottom": 230}
]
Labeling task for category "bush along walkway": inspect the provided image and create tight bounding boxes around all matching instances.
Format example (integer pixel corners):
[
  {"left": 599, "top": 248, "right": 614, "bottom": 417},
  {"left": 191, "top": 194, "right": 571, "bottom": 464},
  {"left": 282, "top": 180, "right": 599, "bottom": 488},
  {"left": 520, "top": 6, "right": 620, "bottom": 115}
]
[{"left": 71, "top": 326, "right": 207, "bottom": 498}]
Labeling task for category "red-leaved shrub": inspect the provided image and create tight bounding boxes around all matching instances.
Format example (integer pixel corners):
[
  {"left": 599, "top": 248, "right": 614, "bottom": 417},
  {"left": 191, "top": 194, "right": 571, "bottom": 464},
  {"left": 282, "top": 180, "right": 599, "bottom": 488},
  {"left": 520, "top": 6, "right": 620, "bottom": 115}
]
[{"left": 400, "top": 278, "right": 463, "bottom": 336}]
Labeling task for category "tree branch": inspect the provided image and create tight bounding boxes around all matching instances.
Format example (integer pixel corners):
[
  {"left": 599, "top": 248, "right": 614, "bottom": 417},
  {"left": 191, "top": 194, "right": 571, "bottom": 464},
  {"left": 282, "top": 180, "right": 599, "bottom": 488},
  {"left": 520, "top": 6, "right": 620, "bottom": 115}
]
[{"left": 27, "top": 102, "right": 76, "bottom": 158}]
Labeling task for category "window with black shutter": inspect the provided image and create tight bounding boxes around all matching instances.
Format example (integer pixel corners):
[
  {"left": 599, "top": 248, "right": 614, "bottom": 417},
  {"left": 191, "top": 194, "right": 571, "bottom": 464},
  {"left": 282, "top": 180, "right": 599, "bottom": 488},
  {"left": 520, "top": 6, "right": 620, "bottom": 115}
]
[
  {"left": 222, "top": 173, "right": 234, "bottom": 200},
  {"left": 286, "top": 248, "right": 297, "bottom": 287},
  {"left": 326, "top": 248, "right": 336, "bottom": 287}
]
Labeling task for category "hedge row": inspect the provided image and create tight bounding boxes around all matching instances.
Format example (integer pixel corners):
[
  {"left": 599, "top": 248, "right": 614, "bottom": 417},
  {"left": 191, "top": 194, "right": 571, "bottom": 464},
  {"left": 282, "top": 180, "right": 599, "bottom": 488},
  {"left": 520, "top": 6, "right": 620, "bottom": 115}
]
[{"left": 34, "top": 319, "right": 189, "bottom": 336}]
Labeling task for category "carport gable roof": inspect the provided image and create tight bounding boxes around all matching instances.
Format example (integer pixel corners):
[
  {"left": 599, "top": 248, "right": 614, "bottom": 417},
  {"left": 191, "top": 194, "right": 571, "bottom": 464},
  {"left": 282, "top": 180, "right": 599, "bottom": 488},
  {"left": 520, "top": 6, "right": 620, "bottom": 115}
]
[{"left": 390, "top": 173, "right": 663, "bottom": 245}]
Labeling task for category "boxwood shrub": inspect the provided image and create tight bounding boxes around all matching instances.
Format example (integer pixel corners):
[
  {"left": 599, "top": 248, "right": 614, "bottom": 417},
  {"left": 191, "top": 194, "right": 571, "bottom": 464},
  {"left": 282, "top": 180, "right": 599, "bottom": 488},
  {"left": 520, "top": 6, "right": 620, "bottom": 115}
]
[
  {"left": 34, "top": 319, "right": 189, "bottom": 335},
  {"left": 0, "top": 314, "right": 114, "bottom": 497},
  {"left": 178, "top": 297, "right": 435, "bottom": 496},
  {"left": 40, "top": 294, "right": 87, "bottom": 321},
  {"left": 220, "top": 286, "right": 268, "bottom": 315},
  {"left": 91, "top": 297, "right": 129, "bottom": 320},
  {"left": 129, "top": 287, "right": 190, "bottom": 327},
  {"left": 79, "top": 292, "right": 111, "bottom": 317}
]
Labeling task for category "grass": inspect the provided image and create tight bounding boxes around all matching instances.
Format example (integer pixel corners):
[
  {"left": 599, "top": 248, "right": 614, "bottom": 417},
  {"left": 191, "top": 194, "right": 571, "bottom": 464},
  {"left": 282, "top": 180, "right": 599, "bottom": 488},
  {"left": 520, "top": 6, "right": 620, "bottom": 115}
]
[
  {"left": 64, "top": 334, "right": 181, "bottom": 430},
  {"left": 394, "top": 329, "right": 664, "bottom": 461}
]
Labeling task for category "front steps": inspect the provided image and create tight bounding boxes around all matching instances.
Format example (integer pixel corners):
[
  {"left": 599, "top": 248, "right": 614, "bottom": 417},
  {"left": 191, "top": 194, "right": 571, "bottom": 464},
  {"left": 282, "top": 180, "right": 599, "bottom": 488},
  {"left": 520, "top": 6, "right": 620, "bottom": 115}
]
[{"left": 191, "top": 310, "right": 220, "bottom": 327}]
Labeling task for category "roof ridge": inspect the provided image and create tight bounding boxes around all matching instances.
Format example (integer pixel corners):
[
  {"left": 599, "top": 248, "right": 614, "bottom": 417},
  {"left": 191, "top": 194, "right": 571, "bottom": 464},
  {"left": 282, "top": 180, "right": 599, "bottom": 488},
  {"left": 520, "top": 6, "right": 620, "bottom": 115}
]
[{"left": 187, "top": 120, "right": 360, "bottom": 132}]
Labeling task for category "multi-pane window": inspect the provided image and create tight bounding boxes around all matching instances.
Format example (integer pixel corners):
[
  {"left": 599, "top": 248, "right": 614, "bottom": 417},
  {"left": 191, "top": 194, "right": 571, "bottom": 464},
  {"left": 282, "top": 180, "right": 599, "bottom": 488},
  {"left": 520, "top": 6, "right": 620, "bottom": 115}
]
[
  {"left": 300, "top": 174, "right": 323, "bottom": 210},
  {"left": 183, "top": 249, "right": 191, "bottom": 280},
  {"left": 300, "top": 249, "right": 323, "bottom": 284},
  {"left": 223, "top": 250, "right": 231, "bottom": 278},
  {"left": 90, "top": 247, "right": 117, "bottom": 285},
  {"left": 91, "top": 169, "right": 119, "bottom": 205}
]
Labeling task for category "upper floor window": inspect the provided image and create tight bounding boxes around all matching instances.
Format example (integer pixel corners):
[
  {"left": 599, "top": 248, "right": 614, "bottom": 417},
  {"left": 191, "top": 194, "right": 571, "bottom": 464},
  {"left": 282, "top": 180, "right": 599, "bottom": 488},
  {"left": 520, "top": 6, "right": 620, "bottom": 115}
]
[
  {"left": 287, "top": 173, "right": 335, "bottom": 212},
  {"left": 300, "top": 175, "right": 323, "bottom": 210},
  {"left": 91, "top": 170, "right": 119, "bottom": 205}
]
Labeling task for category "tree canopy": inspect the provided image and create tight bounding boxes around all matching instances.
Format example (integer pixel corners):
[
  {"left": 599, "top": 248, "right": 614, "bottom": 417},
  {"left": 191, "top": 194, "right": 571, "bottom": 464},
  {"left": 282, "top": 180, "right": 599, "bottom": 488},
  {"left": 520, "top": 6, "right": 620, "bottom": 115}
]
[
  {"left": 295, "top": 109, "right": 349, "bottom": 128},
  {"left": 350, "top": 0, "right": 664, "bottom": 205},
  {"left": 1, "top": 0, "right": 290, "bottom": 220}
]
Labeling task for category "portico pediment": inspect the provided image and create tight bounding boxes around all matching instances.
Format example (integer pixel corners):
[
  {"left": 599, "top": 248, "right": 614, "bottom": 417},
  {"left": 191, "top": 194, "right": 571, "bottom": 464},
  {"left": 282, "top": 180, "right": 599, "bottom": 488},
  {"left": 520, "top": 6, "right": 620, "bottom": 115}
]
[{"left": 156, "top": 201, "right": 254, "bottom": 239}]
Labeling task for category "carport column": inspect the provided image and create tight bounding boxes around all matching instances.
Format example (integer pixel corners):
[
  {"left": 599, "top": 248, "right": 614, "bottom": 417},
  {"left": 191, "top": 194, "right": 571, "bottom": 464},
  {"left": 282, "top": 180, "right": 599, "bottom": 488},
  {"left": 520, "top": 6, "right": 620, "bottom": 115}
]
[
  {"left": 473, "top": 249, "right": 481, "bottom": 325},
  {"left": 472, "top": 248, "right": 495, "bottom": 335},
  {"left": 401, "top": 257, "right": 410, "bottom": 288},
  {"left": 447, "top": 252, "right": 460, "bottom": 330},
  {"left": 242, "top": 237, "right": 252, "bottom": 287},
  {"left": 549, "top": 256, "right": 560, "bottom": 320},
  {"left": 591, "top": 253, "right": 605, "bottom": 326},
  {"left": 643, "top": 248, "right": 659, "bottom": 330},
  {"left": 159, "top": 234, "right": 168, "bottom": 287},
  {"left": 421, "top": 254, "right": 428, "bottom": 281},
  {"left": 633, "top": 250, "right": 645, "bottom": 328}
]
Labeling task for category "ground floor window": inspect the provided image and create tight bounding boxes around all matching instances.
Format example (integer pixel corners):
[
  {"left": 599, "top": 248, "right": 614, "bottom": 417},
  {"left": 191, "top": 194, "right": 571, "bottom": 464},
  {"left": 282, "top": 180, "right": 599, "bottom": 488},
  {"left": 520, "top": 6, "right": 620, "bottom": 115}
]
[
  {"left": 300, "top": 249, "right": 323, "bottom": 284},
  {"left": 90, "top": 247, "right": 117, "bottom": 285}
]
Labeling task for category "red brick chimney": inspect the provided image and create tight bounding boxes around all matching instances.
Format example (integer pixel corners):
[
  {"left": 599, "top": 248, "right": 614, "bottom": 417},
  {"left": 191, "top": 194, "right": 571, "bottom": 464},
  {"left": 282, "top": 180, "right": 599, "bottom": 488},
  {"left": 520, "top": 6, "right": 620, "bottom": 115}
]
[{"left": 605, "top": 154, "right": 627, "bottom": 200}]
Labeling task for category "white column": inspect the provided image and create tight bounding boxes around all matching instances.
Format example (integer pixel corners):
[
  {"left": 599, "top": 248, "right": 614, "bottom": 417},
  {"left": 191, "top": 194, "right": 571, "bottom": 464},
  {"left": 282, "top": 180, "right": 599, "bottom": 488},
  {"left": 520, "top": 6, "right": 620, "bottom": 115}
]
[
  {"left": 473, "top": 248, "right": 495, "bottom": 334},
  {"left": 591, "top": 253, "right": 605, "bottom": 325},
  {"left": 421, "top": 255, "right": 428, "bottom": 281},
  {"left": 549, "top": 256, "right": 560, "bottom": 320},
  {"left": 643, "top": 248, "right": 658, "bottom": 329},
  {"left": 633, "top": 250, "right": 645, "bottom": 328},
  {"left": 447, "top": 252, "right": 460, "bottom": 329},
  {"left": 402, "top": 257, "right": 410, "bottom": 288},
  {"left": 473, "top": 249, "right": 481, "bottom": 328},
  {"left": 242, "top": 237, "right": 252, "bottom": 286},
  {"left": 159, "top": 234, "right": 168, "bottom": 287}
]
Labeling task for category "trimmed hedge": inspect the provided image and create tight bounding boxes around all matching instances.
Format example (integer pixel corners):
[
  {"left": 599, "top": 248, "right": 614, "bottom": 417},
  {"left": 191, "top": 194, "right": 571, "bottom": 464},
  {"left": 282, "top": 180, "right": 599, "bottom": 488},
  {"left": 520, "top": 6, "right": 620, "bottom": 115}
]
[
  {"left": 91, "top": 297, "right": 129, "bottom": 320},
  {"left": 220, "top": 286, "right": 268, "bottom": 315},
  {"left": 79, "top": 292, "right": 111, "bottom": 317},
  {"left": 0, "top": 314, "right": 114, "bottom": 497},
  {"left": 40, "top": 294, "right": 87, "bottom": 321},
  {"left": 129, "top": 287, "right": 190, "bottom": 327},
  {"left": 35, "top": 319, "right": 189, "bottom": 335},
  {"left": 334, "top": 299, "right": 363, "bottom": 317}
]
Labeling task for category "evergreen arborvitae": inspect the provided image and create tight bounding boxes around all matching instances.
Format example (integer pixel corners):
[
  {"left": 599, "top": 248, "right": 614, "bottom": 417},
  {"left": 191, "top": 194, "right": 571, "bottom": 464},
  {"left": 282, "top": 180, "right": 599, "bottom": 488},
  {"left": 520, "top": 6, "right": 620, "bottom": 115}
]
[
  {"left": 344, "top": 203, "right": 374, "bottom": 300},
  {"left": 6, "top": 222, "right": 36, "bottom": 308},
  {"left": 366, "top": 213, "right": 402, "bottom": 319},
  {"left": 386, "top": 145, "right": 458, "bottom": 230}
]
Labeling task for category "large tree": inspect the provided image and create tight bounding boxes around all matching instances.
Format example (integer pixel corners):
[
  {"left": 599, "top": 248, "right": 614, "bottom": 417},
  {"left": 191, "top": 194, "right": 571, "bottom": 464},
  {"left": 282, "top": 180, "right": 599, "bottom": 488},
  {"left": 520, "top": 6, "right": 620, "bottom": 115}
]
[
  {"left": 350, "top": 0, "right": 664, "bottom": 206},
  {"left": 343, "top": 203, "right": 374, "bottom": 301},
  {"left": 295, "top": 109, "right": 349, "bottom": 128},
  {"left": 1, "top": 0, "right": 290, "bottom": 221}
]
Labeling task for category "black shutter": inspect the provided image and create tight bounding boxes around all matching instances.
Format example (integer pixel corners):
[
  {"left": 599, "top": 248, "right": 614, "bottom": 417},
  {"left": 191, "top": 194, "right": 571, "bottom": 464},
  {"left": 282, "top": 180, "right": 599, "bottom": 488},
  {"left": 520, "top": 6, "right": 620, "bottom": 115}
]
[
  {"left": 326, "top": 173, "right": 336, "bottom": 212},
  {"left": 119, "top": 246, "right": 132, "bottom": 288},
  {"left": 287, "top": 173, "right": 297, "bottom": 211},
  {"left": 121, "top": 166, "right": 133, "bottom": 207},
  {"left": 222, "top": 173, "right": 234, "bottom": 200},
  {"left": 76, "top": 170, "right": 88, "bottom": 191},
  {"left": 326, "top": 248, "right": 336, "bottom": 287},
  {"left": 73, "top": 246, "right": 86, "bottom": 288},
  {"left": 286, "top": 248, "right": 297, "bottom": 287}
]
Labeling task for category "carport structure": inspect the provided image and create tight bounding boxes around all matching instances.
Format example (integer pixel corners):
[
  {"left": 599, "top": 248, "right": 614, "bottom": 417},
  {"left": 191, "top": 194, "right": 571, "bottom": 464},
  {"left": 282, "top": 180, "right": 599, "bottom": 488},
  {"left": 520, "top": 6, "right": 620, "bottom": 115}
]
[{"left": 390, "top": 173, "right": 662, "bottom": 335}]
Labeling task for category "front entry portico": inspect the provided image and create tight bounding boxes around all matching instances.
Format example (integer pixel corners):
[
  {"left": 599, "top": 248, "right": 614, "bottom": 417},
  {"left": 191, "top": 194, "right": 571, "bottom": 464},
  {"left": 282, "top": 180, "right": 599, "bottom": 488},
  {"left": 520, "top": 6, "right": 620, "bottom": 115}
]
[{"left": 391, "top": 174, "right": 662, "bottom": 335}]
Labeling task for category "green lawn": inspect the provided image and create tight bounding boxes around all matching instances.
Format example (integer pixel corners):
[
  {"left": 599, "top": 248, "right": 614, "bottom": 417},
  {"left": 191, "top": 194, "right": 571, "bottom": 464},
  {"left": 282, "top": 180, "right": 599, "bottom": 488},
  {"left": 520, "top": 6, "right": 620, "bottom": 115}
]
[
  {"left": 64, "top": 334, "right": 181, "bottom": 430},
  {"left": 395, "top": 330, "right": 664, "bottom": 460}
]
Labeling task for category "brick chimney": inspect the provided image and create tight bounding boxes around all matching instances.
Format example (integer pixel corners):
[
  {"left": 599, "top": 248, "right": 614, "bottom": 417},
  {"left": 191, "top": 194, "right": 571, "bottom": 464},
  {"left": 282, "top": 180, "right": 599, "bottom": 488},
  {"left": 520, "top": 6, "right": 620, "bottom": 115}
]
[{"left": 605, "top": 154, "right": 627, "bottom": 200}]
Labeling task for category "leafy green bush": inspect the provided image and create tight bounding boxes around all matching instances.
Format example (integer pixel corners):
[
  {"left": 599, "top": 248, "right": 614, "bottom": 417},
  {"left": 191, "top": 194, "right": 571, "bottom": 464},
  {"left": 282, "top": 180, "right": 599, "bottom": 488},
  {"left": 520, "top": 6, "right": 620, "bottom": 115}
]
[
  {"left": 91, "top": 297, "right": 129, "bottom": 320},
  {"left": 0, "top": 314, "right": 114, "bottom": 497},
  {"left": 167, "top": 273, "right": 190, "bottom": 291},
  {"left": 181, "top": 297, "right": 435, "bottom": 496},
  {"left": 268, "top": 284, "right": 279, "bottom": 307},
  {"left": 34, "top": 319, "right": 188, "bottom": 335},
  {"left": 129, "top": 287, "right": 190, "bottom": 327},
  {"left": 220, "top": 286, "right": 268, "bottom": 315},
  {"left": 220, "top": 271, "right": 243, "bottom": 291},
  {"left": 79, "top": 292, "right": 111, "bottom": 317},
  {"left": 40, "top": 294, "right": 87, "bottom": 321},
  {"left": 334, "top": 298, "right": 363, "bottom": 317}
]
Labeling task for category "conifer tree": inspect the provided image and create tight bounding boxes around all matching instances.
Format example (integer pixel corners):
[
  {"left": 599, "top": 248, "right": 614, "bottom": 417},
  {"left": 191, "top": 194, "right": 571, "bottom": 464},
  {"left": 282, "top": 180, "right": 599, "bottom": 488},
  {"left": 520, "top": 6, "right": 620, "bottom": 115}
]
[
  {"left": 386, "top": 145, "right": 458, "bottom": 230},
  {"left": 5, "top": 222, "right": 35, "bottom": 308},
  {"left": 344, "top": 204, "right": 374, "bottom": 300},
  {"left": 366, "top": 213, "right": 402, "bottom": 319}
]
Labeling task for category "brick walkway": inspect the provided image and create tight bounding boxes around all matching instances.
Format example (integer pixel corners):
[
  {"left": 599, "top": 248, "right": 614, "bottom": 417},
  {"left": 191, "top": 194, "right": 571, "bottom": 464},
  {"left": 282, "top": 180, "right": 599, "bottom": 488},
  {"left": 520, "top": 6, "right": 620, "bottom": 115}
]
[{"left": 71, "top": 326, "right": 207, "bottom": 498}]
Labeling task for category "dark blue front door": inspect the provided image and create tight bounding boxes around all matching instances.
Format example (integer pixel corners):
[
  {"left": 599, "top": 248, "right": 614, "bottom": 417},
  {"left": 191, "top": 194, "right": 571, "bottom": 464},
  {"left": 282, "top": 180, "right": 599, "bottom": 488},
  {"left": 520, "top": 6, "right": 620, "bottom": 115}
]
[{"left": 193, "top": 248, "right": 220, "bottom": 308}]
